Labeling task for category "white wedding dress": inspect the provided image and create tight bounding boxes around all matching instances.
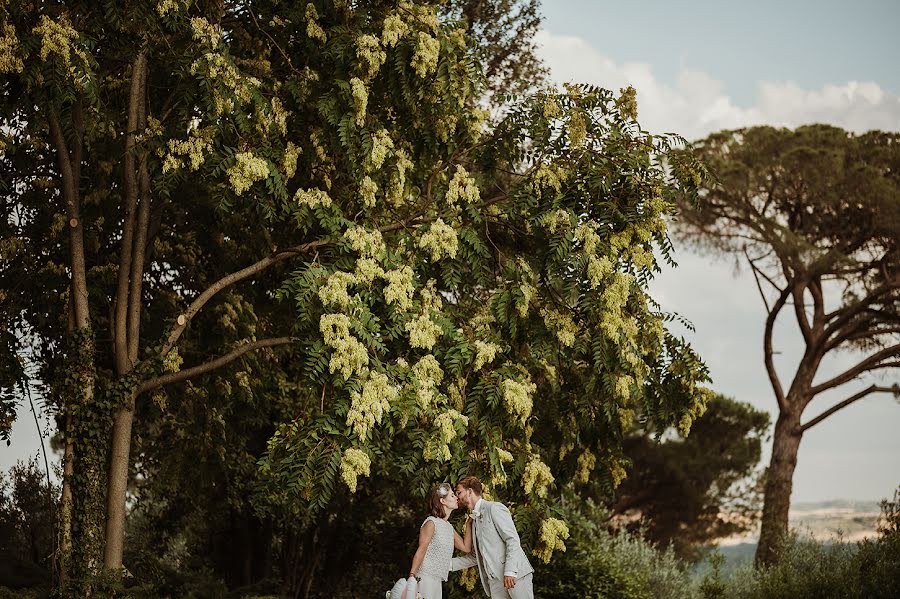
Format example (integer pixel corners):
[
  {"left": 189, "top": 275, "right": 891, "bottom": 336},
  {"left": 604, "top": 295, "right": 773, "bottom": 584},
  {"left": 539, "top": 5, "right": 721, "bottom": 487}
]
[{"left": 416, "top": 516, "right": 454, "bottom": 599}]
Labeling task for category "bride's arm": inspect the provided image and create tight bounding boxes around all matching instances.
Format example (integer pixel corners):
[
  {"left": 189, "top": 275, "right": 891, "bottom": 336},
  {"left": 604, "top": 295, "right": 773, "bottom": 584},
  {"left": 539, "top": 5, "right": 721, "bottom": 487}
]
[
  {"left": 409, "top": 520, "right": 435, "bottom": 578},
  {"left": 453, "top": 516, "right": 473, "bottom": 553}
]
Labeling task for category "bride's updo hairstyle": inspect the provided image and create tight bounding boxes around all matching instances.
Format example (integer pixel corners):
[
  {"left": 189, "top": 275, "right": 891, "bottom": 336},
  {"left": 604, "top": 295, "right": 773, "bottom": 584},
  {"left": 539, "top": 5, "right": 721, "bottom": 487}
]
[{"left": 428, "top": 482, "right": 453, "bottom": 518}]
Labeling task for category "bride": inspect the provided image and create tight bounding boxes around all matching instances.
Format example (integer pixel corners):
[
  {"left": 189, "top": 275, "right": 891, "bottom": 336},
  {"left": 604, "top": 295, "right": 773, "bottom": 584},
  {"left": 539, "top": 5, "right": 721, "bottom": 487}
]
[{"left": 407, "top": 482, "right": 473, "bottom": 599}]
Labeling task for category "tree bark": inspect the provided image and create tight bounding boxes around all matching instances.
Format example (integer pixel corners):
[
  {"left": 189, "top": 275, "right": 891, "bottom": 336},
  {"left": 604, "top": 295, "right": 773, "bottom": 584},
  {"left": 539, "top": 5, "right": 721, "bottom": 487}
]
[
  {"left": 755, "top": 408, "right": 803, "bottom": 567},
  {"left": 104, "top": 54, "right": 148, "bottom": 571}
]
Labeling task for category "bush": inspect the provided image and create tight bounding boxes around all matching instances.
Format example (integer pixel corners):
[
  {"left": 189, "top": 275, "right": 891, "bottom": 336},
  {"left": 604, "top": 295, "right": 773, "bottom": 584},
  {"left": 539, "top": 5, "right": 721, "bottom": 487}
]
[
  {"left": 698, "top": 492, "right": 900, "bottom": 599},
  {"left": 528, "top": 498, "right": 693, "bottom": 599}
]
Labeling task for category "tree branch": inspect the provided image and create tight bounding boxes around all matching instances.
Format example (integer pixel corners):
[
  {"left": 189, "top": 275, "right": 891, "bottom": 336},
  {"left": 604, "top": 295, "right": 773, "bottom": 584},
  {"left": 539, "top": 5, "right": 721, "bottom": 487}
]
[
  {"left": 743, "top": 247, "right": 771, "bottom": 313},
  {"left": 823, "top": 282, "right": 898, "bottom": 339},
  {"left": 128, "top": 61, "right": 151, "bottom": 366},
  {"left": 809, "top": 344, "right": 900, "bottom": 395},
  {"left": 159, "top": 191, "right": 512, "bottom": 356},
  {"left": 791, "top": 279, "right": 813, "bottom": 346},
  {"left": 765, "top": 285, "right": 792, "bottom": 411},
  {"left": 800, "top": 384, "right": 900, "bottom": 433},
  {"left": 138, "top": 336, "right": 293, "bottom": 396},
  {"left": 115, "top": 52, "right": 147, "bottom": 374}
]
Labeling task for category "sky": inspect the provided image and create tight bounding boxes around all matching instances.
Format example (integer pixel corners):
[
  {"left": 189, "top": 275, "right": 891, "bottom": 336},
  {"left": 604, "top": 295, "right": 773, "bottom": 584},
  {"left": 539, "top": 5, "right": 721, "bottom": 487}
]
[
  {"left": 3, "top": 0, "right": 899, "bottom": 505},
  {"left": 537, "top": 0, "right": 900, "bottom": 502}
]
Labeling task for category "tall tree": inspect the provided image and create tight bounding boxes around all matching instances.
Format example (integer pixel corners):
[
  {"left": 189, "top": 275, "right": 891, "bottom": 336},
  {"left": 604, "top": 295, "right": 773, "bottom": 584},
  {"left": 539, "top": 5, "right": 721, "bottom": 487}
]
[
  {"left": 673, "top": 125, "right": 900, "bottom": 566},
  {"left": 442, "top": 0, "right": 547, "bottom": 98},
  {"left": 612, "top": 393, "right": 769, "bottom": 560},
  {"left": 1, "top": 1, "right": 709, "bottom": 593}
]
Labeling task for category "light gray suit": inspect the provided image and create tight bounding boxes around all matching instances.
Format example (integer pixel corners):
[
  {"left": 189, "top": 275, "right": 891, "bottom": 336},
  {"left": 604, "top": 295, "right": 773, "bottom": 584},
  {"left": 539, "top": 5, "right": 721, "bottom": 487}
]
[{"left": 450, "top": 499, "right": 534, "bottom": 598}]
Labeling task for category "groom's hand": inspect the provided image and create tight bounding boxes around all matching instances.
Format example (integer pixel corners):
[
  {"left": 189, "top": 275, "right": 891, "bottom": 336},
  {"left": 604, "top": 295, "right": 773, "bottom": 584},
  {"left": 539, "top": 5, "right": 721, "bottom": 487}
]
[{"left": 503, "top": 575, "right": 516, "bottom": 589}]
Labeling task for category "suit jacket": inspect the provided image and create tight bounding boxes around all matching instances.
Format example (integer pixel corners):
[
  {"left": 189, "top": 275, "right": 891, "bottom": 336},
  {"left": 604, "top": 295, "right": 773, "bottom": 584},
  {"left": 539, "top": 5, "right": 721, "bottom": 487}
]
[{"left": 450, "top": 500, "right": 534, "bottom": 594}]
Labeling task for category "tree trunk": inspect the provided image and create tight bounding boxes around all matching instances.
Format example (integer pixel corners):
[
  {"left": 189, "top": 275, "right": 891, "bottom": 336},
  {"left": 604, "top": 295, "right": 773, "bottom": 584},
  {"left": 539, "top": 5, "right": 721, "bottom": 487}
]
[
  {"left": 103, "top": 396, "right": 136, "bottom": 569},
  {"left": 58, "top": 409, "right": 75, "bottom": 590},
  {"left": 755, "top": 409, "right": 803, "bottom": 567}
]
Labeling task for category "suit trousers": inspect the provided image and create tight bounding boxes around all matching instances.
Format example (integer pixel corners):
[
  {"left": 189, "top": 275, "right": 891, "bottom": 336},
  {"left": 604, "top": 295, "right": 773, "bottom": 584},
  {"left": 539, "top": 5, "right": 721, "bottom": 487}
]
[{"left": 486, "top": 572, "right": 533, "bottom": 599}]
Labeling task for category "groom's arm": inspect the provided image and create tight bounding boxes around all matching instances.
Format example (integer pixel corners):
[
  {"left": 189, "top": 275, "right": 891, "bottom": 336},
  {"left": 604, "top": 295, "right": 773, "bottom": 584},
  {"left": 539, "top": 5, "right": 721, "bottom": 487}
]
[
  {"left": 450, "top": 553, "right": 477, "bottom": 571},
  {"left": 491, "top": 503, "right": 523, "bottom": 577}
]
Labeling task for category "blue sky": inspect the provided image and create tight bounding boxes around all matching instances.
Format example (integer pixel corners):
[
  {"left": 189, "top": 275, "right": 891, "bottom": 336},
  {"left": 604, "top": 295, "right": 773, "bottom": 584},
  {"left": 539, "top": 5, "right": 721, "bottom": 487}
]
[
  {"left": 541, "top": 0, "right": 900, "bottom": 106},
  {"left": 538, "top": 0, "right": 900, "bottom": 503}
]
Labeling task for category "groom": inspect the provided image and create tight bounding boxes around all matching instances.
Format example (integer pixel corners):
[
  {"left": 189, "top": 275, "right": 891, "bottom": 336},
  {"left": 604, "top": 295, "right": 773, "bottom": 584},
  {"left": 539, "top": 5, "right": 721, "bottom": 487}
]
[{"left": 451, "top": 476, "right": 534, "bottom": 598}]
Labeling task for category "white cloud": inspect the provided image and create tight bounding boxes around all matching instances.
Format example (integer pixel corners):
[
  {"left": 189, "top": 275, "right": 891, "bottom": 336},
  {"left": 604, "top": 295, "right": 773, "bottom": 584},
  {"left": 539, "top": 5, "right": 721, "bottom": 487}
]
[{"left": 535, "top": 30, "right": 900, "bottom": 140}]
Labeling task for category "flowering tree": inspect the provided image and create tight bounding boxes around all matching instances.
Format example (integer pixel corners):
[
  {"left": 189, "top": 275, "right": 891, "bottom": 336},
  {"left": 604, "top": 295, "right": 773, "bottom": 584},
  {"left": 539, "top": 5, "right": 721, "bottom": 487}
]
[{"left": 1, "top": 0, "right": 709, "bottom": 592}]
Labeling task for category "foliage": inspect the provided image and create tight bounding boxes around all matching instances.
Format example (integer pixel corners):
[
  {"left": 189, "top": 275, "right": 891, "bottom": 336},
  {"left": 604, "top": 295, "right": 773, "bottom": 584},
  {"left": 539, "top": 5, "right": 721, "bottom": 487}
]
[
  {"left": 0, "top": 459, "right": 56, "bottom": 590},
  {"left": 613, "top": 393, "right": 769, "bottom": 560},
  {"left": 524, "top": 495, "right": 694, "bottom": 599},
  {"left": 442, "top": 0, "right": 547, "bottom": 98},
  {"left": 699, "top": 534, "right": 900, "bottom": 599},
  {"left": 1, "top": 0, "right": 709, "bottom": 592}
]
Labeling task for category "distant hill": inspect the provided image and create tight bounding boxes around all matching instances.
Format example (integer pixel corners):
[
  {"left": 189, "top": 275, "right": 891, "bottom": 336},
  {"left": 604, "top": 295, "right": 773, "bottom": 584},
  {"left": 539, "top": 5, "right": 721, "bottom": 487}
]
[{"left": 692, "top": 499, "right": 885, "bottom": 577}]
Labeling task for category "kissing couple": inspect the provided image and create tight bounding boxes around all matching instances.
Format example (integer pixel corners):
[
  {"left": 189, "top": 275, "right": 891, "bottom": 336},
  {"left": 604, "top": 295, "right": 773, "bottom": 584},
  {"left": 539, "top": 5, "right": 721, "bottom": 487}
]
[{"left": 390, "top": 476, "right": 534, "bottom": 599}]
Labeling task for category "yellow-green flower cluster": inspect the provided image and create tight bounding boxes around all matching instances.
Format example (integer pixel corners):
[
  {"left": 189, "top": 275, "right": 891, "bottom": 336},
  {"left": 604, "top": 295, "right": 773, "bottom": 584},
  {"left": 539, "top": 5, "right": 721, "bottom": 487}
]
[
  {"left": 445, "top": 165, "right": 480, "bottom": 206},
  {"left": 343, "top": 226, "right": 384, "bottom": 258},
  {"left": 190, "top": 17, "right": 223, "bottom": 48},
  {"left": 368, "top": 129, "right": 394, "bottom": 170},
  {"left": 411, "top": 32, "right": 440, "bottom": 77},
  {"left": 599, "top": 272, "right": 635, "bottom": 342},
  {"left": 426, "top": 409, "right": 468, "bottom": 462},
  {"left": 539, "top": 307, "right": 578, "bottom": 348},
  {"left": 522, "top": 455, "right": 554, "bottom": 497},
  {"left": 0, "top": 24, "right": 24, "bottom": 74},
  {"left": 162, "top": 348, "right": 183, "bottom": 373},
  {"left": 542, "top": 96, "right": 562, "bottom": 118},
  {"left": 678, "top": 387, "right": 713, "bottom": 437},
  {"left": 576, "top": 450, "right": 596, "bottom": 484},
  {"left": 295, "top": 187, "right": 332, "bottom": 208},
  {"left": 496, "top": 448, "right": 514, "bottom": 463},
  {"left": 340, "top": 447, "right": 371, "bottom": 492},
  {"left": 161, "top": 130, "right": 213, "bottom": 173},
  {"left": 534, "top": 518, "right": 569, "bottom": 563},
  {"left": 354, "top": 257, "right": 384, "bottom": 285},
  {"left": 613, "top": 373, "right": 633, "bottom": 402},
  {"left": 419, "top": 278, "right": 443, "bottom": 311},
  {"left": 517, "top": 282, "right": 536, "bottom": 318},
  {"left": 531, "top": 165, "right": 566, "bottom": 195},
  {"left": 502, "top": 379, "right": 535, "bottom": 425},
  {"left": 587, "top": 255, "right": 613, "bottom": 288},
  {"left": 357, "top": 34, "right": 386, "bottom": 78},
  {"left": 346, "top": 371, "right": 399, "bottom": 439},
  {"left": 413, "top": 354, "right": 443, "bottom": 408},
  {"left": 359, "top": 175, "right": 377, "bottom": 207},
  {"left": 305, "top": 3, "right": 327, "bottom": 42},
  {"left": 156, "top": 0, "right": 188, "bottom": 16},
  {"left": 616, "top": 85, "right": 638, "bottom": 120},
  {"left": 539, "top": 209, "right": 570, "bottom": 235},
  {"left": 609, "top": 459, "right": 628, "bottom": 488},
  {"left": 350, "top": 77, "right": 368, "bottom": 126},
  {"left": 383, "top": 266, "right": 414, "bottom": 311},
  {"left": 227, "top": 152, "right": 270, "bottom": 195},
  {"left": 574, "top": 222, "right": 601, "bottom": 255},
  {"left": 318, "top": 271, "right": 357, "bottom": 308},
  {"left": 418, "top": 219, "right": 458, "bottom": 261},
  {"left": 406, "top": 313, "right": 442, "bottom": 350},
  {"left": 282, "top": 142, "right": 301, "bottom": 180},
  {"left": 473, "top": 341, "right": 500, "bottom": 371},
  {"left": 33, "top": 14, "right": 80, "bottom": 66},
  {"left": 435, "top": 409, "right": 467, "bottom": 445},
  {"left": 381, "top": 14, "right": 409, "bottom": 47},
  {"left": 320, "top": 314, "right": 369, "bottom": 380},
  {"left": 567, "top": 110, "right": 587, "bottom": 147}
]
